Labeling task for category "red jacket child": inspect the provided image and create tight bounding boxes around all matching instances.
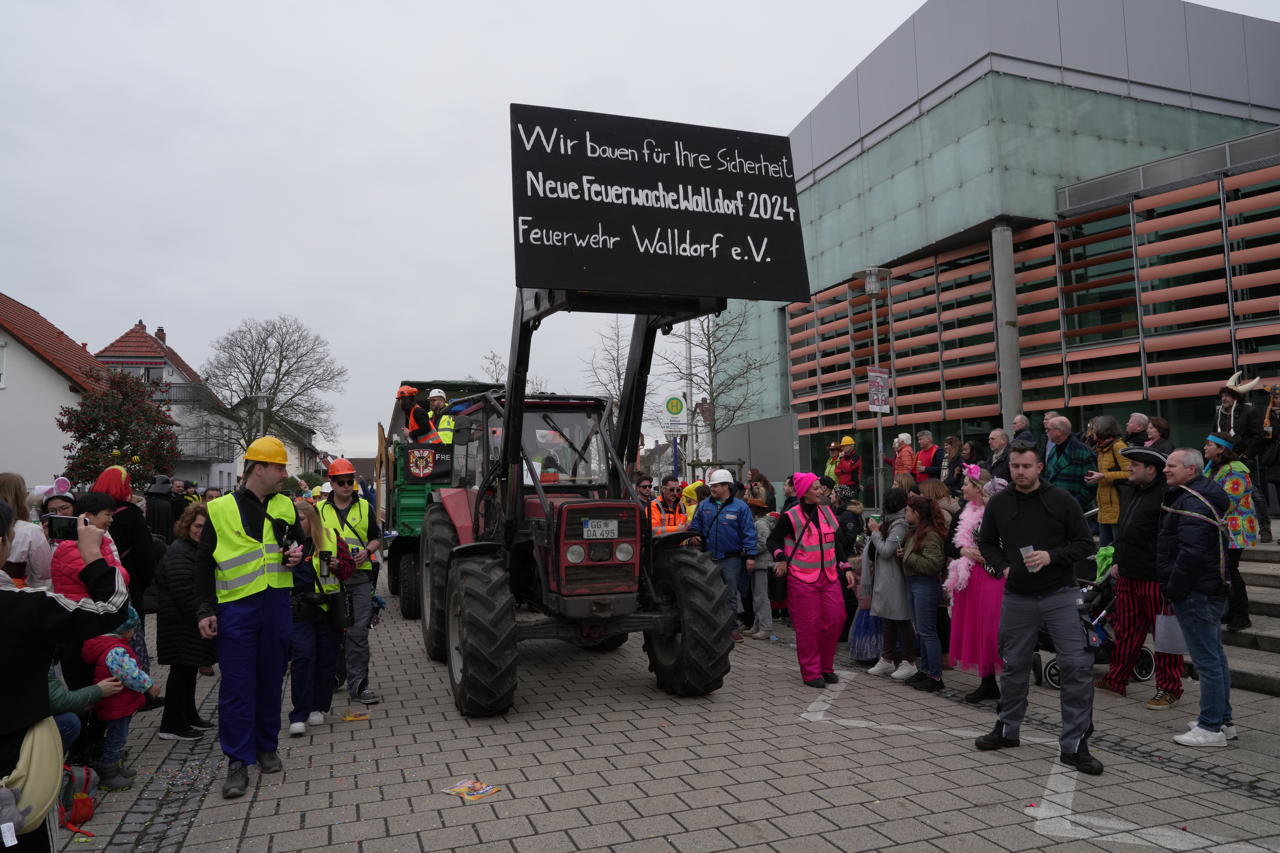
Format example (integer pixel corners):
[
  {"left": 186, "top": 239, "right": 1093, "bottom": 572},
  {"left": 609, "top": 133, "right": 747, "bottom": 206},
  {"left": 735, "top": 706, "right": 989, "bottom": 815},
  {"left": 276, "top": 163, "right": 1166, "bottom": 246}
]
[
  {"left": 52, "top": 536, "right": 129, "bottom": 602},
  {"left": 82, "top": 622, "right": 151, "bottom": 721}
]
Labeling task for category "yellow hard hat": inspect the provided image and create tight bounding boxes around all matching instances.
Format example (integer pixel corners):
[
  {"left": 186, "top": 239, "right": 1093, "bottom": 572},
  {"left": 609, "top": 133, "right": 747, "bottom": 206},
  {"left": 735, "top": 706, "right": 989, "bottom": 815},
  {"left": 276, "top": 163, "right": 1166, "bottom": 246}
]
[
  {"left": 840, "top": 435, "right": 855, "bottom": 446},
  {"left": 245, "top": 436, "right": 288, "bottom": 465}
]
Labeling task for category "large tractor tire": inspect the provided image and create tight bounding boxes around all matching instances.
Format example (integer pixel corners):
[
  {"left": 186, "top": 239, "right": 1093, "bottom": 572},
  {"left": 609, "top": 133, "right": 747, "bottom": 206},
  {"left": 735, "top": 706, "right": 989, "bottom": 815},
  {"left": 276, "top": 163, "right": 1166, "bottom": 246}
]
[
  {"left": 446, "top": 552, "right": 517, "bottom": 716},
  {"left": 643, "top": 549, "right": 733, "bottom": 697},
  {"left": 420, "top": 505, "right": 456, "bottom": 662},
  {"left": 397, "top": 550, "right": 421, "bottom": 620}
]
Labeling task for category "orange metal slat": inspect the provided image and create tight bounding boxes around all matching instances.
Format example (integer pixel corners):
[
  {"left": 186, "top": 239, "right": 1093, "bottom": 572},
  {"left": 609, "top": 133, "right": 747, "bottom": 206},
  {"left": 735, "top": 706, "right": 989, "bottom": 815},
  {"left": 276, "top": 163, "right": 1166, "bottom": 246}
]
[
  {"left": 942, "top": 383, "right": 998, "bottom": 401},
  {"left": 940, "top": 323, "right": 990, "bottom": 343},
  {"left": 1064, "top": 342, "right": 1140, "bottom": 361},
  {"left": 894, "top": 313, "right": 939, "bottom": 333},
  {"left": 1021, "top": 353, "right": 1063, "bottom": 368},
  {"left": 943, "top": 361, "right": 997, "bottom": 380},
  {"left": 938, "top": 259, "right": 992, "bottom": 286},
  {"left": 1132, "top": 180, "right": 1219, "bottom": 212},
  {"left": 1070, "top": 390, "right": 1147, "bottom": 406},
  {"left": 1059, "top": 225, "right": 1131, "bottom": 251},
  {"left": 894, "top": 370, "right": 943, "bottom": 388},
  {"left": 792, "top": 343, "right": 817, "bottom": 359},
  {"left": 1015, "top": 266, "right": 1056, "bottom": 286},
  {"left": 1018, "top": 330, "right": 1062, "bottom": 347},
  {"left": 1231, "top": 242, "right": 1280, "bottom": 266},
  {"left": 889, "top": 275, "right": 938, "bottom": 298},
  {"left": 1064, "top": 321, "right": 1138, "bottom": 339},
  {"left": 1133, "top": 204, "right": 1220, "bottom": 236},
  {"left": 1224, "top": 188, "right": 1280, "bottom": 216},
  {"left": 1062, "top": 296, "right": 1134, "bottom": 316},
  {"left": 1067, "top": 366, "right": 1142, "bottom": 384},
  {"left": 1057, "top": 203, "right": 1129, "bottom": 228},
  {"left": 1140, "top": 279, "right": 1226, "bottom": 306},
  {"left": 1021, "top": 375, "right": 1065, "bottom": 390},
  {"left": 1143, "top": 327, "right": 1230, "bottom": 352},
  {"left": 1061, "top": 249, "right": 1131, "bottom": 273},
  {"left": 891, "top": 329, "right": 939, "bottom": 353},
  {"left": 941, "top": 341, "right": 996, "bottom": 361},
  {"left": 1223, "top": 164, "right": 1280, "bottom": 191},
  {"left": 1235, "top": 322, "right": 1280, "bottom": 340},
  {"left": 1142, "top": 303, "right": 1230, "bottom": 329},
  {"left": 1226, "top": 218, "right": 1280, "bottom": 242},
  {"left": 1145, "top": 354, "right": 1233, "bottom": 377},
  {"left": 1136, "top": 227, "right": 1222, "bottom": 258},
  {"left": 1234, "top": 295, "right": 1280, "bottom": 316},
  {"left": 939, "top": 281, "right": 991, "bottom": 304},
  {"left": 1231, "top": 267, "right": 1280, "bottom": 292},
  {"left": 790, "top": 376, "right": 819, "bottom": 391},
  {"left": 1013, "top": 241, "right": 1057, "bottom": 262},
  {"left": 894, "top": 352, "right": 937, "bottom": 369},
  {"left": 1016, "top": 284, "right": 1060, "bottom": 306},
  {"left": 891, "top": 292, "right": 941, "bottom": 315},
  {"left": 1147, "top": 380, "right": 1222, "bottom": 401},
  {"left": 1018, "top": 308, "right": 1061, "bottom": 326},
  {"left": 940, "top": 301, "right": 992, "bottom": 323},
  {"left": 1062, "top": 272, "right": 1134, "bottom": 295},
  {"left": 1139, "top": 253, "right": 1224, "bottom": 282},
  {"left": 1014, "top": 222, "right": 1055, "bottom": 241}
]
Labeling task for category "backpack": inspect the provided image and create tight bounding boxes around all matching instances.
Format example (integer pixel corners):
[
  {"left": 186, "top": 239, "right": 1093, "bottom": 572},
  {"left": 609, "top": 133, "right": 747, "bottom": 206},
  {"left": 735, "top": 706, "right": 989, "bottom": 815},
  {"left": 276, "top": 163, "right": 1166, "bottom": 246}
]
[{"left": 58, "top": 764, "right": 98, "bottom": 837}]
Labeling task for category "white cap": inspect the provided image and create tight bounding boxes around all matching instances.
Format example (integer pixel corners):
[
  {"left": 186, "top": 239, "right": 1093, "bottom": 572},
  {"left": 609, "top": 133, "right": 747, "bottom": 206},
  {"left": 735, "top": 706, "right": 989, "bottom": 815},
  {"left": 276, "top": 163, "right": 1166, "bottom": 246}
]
[
  {"left": 320, "top": 482, "right": 333, "bottom": 493},
  {"left": 428, "top": 388, "right": 446, "bottom": 399},
  {"left": 707, "top": 468, "right": 734, "bottom": 485}
]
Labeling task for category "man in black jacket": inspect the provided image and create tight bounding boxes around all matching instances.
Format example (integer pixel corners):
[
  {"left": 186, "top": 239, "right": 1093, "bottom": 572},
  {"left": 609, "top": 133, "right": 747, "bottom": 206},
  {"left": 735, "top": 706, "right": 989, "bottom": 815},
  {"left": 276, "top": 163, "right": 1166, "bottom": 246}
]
[
  {"left": 1160, "top": 449, "right": 1234, "bottom": 748},
  {"left": 1096, "top": 447, "right": 1183, "bottom": 708},
  {"left": 974, "top": 443, "right": 1102, "bottom": 774}
]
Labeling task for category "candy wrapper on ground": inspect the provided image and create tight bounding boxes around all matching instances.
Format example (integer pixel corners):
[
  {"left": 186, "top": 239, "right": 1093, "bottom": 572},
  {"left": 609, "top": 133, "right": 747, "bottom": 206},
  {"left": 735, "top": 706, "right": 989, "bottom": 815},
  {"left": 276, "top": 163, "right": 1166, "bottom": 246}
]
[{"left": 443, "top": 779, "right": 502, "bottom": 801}]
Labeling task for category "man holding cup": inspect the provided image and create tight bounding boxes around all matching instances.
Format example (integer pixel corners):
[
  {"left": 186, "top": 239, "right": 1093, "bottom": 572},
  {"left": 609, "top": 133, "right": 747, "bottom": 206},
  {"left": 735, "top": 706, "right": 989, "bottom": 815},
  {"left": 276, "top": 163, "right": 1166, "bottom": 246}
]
[{"left": 974, "top": 442, "right": 1100, "bottom": 774}]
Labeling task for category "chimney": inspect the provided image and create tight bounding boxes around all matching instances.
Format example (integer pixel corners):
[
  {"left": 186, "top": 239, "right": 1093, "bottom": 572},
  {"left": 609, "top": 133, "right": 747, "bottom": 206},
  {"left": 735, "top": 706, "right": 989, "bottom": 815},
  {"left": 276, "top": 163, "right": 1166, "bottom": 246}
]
[{"left": 156, "top": 326, "right": 166, "bottom": 343}]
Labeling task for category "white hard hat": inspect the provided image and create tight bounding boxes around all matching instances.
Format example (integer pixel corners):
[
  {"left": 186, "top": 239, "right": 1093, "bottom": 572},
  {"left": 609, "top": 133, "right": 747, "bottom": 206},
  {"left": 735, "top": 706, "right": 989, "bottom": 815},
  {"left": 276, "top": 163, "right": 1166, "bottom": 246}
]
[
  {"left": 428, "top": 388, "right": 447, "bottom": 399},
  {"left": 707, "top": 469, "right": 734, "bottom": 485}
]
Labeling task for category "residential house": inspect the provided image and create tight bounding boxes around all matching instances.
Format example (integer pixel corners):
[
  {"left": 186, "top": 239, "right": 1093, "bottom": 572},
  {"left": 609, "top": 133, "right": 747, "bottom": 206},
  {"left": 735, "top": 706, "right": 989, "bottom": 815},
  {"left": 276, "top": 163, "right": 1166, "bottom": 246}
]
[
  {"left": 0, "top": 293, "right": 106, "bottom": 489},
  {"left": 95, "top": 321, "right": 239, "bottom": 492}
]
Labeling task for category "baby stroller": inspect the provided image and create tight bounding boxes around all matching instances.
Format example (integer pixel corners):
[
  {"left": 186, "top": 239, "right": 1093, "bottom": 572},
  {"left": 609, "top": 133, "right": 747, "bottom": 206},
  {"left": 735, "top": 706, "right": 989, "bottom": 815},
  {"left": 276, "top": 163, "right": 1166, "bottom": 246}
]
[{"left": 1031, "top": 574, "right": 1155, "bottom": 689}]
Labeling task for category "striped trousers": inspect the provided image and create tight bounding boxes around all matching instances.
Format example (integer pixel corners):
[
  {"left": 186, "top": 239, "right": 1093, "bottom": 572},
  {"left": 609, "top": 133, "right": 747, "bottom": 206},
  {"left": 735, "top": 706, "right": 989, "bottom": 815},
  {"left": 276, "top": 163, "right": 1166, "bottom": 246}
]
[{"left": 1100, "top": 575, "right": 1184, "bottom": 697}]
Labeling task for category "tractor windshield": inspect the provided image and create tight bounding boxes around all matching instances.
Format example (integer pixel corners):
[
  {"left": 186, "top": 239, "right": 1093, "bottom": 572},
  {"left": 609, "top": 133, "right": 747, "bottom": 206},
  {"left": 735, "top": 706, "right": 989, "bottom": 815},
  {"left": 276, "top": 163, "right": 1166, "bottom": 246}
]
[{"left": 523, "top": 409, "right": 609, "bottom": 486}]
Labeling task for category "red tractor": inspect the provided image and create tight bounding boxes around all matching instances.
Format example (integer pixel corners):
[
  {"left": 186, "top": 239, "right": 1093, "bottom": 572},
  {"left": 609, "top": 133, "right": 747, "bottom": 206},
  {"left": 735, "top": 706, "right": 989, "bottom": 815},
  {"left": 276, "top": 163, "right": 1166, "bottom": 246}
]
[{"left": 418, "top": 289, "right": 736, "bottom": 716}]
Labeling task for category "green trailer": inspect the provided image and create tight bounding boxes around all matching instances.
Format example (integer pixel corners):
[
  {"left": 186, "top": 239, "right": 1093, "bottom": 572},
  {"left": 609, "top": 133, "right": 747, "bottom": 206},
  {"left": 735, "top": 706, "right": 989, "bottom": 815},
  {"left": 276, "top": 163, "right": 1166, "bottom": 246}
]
[{"left": 378, "top": 379, "right": 496, "bottom": 618}]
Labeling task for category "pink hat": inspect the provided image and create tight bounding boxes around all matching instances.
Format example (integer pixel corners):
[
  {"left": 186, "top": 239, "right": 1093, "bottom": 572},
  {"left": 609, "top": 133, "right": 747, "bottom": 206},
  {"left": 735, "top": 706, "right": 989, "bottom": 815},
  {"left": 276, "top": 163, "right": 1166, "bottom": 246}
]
[{"left": 792, "top": 472, "right": 819, "bottom": 498}]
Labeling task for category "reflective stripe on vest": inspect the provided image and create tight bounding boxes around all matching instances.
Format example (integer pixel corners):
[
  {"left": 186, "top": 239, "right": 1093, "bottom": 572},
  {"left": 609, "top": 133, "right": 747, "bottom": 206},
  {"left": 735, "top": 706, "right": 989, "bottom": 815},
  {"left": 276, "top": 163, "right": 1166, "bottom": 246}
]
[
  {"left": 649, "top": 499, "right": 688, "bottom": 535},
  {"left": 782, "top": 504, "right": 840, "bottom": 583},
  {"left": 319, "top": 497, "right": 374, "bottom": 571},
  {"left": 407, "top": 408, "right": 441, "bottom": 443},
  {"left": 208, "top": 493, "right": 297, "bottom": 603}
]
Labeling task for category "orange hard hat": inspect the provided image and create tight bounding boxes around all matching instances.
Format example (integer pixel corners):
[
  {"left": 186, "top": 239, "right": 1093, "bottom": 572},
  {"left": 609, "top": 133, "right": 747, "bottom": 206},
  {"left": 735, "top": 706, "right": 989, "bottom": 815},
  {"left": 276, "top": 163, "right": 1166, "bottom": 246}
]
[
  {"left": 396, "top": 385, "right": 418, "bottom": 400},
  {"left": 327, "top": 457, "right": 357, "bottom": 477}
]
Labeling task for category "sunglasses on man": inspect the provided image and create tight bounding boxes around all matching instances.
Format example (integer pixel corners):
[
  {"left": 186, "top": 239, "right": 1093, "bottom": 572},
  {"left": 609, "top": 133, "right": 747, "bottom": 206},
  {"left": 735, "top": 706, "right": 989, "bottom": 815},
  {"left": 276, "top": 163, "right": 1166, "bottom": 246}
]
[
  {"left": 332, "top": 478, "right": 355, "bottom": 486},
  {"left": 637, "top": 482, "right": 653, "bottom": 490}
]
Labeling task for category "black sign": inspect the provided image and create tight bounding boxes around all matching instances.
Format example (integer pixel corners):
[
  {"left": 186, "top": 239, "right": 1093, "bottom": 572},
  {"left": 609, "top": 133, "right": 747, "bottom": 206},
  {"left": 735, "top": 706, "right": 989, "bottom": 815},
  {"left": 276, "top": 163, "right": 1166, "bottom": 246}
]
[
  {"left": 510, "top": 104, "right": 809, "bottom": 301},
  {"left": 402, "top": 445, "right": 453, "bottom": 484}
]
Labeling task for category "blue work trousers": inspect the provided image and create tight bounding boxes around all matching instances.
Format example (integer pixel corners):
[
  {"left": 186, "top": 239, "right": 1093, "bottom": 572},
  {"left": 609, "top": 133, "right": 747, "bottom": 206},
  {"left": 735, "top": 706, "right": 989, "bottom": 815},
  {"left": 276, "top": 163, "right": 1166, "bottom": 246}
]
[
  {"left": 290, "top": 619, "right": 339, "bottom": 723},
  {"left": 216, "top": 587, "right": 290, "bottom": 765}
]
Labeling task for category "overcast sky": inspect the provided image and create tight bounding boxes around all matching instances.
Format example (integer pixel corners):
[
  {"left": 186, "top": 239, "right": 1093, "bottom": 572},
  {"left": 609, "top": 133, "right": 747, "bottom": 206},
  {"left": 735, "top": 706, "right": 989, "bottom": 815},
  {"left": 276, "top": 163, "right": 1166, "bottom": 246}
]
[{"left": 2, "top": 0, "right": 1275, "bottom": 458}]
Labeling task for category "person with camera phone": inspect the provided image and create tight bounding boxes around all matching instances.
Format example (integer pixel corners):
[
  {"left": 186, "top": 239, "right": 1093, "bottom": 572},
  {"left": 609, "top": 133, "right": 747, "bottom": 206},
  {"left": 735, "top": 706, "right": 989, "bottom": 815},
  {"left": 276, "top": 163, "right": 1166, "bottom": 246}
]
[{"left": 286, "top": 500, "right": 347, "bottom": 737}]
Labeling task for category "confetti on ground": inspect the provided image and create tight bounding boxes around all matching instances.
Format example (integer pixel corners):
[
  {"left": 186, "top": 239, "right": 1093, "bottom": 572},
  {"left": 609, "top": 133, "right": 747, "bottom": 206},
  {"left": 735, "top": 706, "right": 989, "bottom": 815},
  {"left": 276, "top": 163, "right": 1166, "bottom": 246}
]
[
  {"left": 442, "top": 779, "right": 502, "bottom": 802},
  {"left": 342, "top": 712, "right": 370, "bottom": 721}
]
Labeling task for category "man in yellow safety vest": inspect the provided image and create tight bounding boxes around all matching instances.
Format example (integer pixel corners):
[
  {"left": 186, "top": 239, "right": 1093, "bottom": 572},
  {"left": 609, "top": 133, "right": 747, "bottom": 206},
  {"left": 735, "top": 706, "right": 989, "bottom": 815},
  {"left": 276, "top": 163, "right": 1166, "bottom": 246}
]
[{"left": 195, "top": 436, "right": 304, "bottom": 799}]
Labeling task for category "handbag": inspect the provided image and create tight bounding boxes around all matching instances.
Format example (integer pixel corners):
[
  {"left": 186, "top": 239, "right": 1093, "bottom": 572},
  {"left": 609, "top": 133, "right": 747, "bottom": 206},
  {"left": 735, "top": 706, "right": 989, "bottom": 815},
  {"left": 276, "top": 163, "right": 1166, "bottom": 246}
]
[
  {"left": 327, "top": 588, "right": 355, "bottom": 629},
  {"left": 1154, "top": 613, "right": 1188, "bottom": 656},
  {"left": 0, "top": 716, "right": 63, "bottom": 836}
]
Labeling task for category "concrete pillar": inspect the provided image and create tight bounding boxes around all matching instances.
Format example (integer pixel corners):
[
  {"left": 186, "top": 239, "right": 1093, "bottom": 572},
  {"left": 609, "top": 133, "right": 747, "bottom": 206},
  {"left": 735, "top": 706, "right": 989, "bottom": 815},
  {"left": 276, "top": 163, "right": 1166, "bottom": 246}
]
[{"left": 991, "top": 224, "right": 1022, "bottom": 429}]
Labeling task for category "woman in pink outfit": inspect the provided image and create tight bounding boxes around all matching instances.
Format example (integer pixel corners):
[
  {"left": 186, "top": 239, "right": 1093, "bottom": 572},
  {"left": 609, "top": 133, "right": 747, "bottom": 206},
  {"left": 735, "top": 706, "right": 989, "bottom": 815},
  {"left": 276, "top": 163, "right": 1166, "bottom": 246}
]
[
  {"left": 766, "top": 472, "right": 851, "bottom": 688},
  {"left": 943, "top": 465, "right": 1007, "bottom": 704}
]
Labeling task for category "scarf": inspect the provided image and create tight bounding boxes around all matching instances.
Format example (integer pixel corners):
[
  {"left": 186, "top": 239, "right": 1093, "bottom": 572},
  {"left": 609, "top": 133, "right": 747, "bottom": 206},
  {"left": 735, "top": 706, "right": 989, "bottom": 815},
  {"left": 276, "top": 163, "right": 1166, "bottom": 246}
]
[{"left": 943, "top": 500, "right": 986, "bottom": 593}]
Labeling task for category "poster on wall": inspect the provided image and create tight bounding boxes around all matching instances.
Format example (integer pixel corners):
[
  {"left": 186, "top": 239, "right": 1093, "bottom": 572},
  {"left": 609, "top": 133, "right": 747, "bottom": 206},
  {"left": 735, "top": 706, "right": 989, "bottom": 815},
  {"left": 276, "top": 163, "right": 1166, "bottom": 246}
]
[{"left": 867, "top": 367, "right": 892, "bottom": 414}]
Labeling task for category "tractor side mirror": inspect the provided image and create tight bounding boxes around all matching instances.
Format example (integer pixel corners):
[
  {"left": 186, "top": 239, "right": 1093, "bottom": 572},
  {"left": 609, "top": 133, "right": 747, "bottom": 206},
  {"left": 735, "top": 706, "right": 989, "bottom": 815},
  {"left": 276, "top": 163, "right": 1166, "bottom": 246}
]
[{"left": 451, "top": 414, "right": 473, "bottom": 446}]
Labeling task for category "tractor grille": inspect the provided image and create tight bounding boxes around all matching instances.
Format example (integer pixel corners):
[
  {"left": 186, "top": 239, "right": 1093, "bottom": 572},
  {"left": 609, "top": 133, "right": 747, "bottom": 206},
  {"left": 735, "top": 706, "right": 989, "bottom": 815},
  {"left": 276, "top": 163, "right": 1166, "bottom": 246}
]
[
  {"left": 562, "top": 506, "right": 638, "bottom": 541},
  {"left": 564, "top": 563, "right": 635, "bottom": 590}
]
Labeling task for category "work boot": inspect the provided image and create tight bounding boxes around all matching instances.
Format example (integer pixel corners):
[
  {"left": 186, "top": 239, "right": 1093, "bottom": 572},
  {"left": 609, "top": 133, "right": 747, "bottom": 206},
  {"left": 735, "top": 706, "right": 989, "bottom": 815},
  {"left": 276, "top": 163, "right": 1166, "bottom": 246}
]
[
  {"left": 257, "top": 751, "right": 283, "bottom": 774},
  {"left": 965, "top": 675, "right": 1000, "bottom": 704},
  {"left": 974, "top": 722, "right": 1020, "bottom": 751},
  {"left": 222, "top": 761, "right": 248, "bottom": 799},
  {"left": 1059, "top": 744, "right": 1104, "bottom": 775},
  {"left": 94, "top": 762, "right": 133, "bottom": 791}
]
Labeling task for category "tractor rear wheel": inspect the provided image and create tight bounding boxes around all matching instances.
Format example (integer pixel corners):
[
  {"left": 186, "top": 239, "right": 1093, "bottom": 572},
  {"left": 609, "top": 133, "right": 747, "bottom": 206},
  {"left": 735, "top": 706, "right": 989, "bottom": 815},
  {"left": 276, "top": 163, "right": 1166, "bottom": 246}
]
[
  {"left": 420, "top": 505, "right": 455, "bottom": 662},
  {"left": 643, "top": 549, "right": 733, "bottom": 696},
  {"left": 397, "top": 551, "right": 421, "bottom": 619},
  {"left": 446, "top": 552, "right": 517, "bottom": 716}
]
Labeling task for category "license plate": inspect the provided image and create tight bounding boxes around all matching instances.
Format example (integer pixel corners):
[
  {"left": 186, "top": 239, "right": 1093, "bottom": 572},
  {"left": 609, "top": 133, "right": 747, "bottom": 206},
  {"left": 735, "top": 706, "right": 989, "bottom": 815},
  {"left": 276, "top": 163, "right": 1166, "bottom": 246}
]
[{"left": 582, "top": 519, "right": 618, "bottom": 539}]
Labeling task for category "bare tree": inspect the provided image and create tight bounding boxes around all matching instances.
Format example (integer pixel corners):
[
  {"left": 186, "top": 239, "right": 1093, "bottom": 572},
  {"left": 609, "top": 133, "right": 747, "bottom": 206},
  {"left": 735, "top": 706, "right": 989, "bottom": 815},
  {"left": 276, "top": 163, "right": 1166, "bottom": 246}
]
[
  {"left": 582, "top": 315, "right": 628, "bottom": 400},
  {"left": 654, "top": 305, "right": 777, "bottom": 459},
  {"left": 201, "top": 315, "right": 349, "bottom": 449},
  {"left": 474, "top": 349, "right": 549, "bottom": 393}
]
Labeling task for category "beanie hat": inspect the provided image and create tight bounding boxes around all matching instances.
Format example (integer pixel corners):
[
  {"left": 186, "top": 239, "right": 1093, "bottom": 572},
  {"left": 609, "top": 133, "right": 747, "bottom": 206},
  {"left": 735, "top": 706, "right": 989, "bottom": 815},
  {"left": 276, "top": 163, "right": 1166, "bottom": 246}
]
[
  {"left": 792, "top": 472, "right": 819, "bottom": 499},
  {"left": 115, "top": 605, "right": 140, "bottom": 635}
]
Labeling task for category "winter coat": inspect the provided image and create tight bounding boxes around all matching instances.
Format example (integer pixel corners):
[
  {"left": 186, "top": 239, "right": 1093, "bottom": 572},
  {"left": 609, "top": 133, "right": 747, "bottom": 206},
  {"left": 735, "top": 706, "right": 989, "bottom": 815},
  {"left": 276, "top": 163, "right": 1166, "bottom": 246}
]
[
  {"left": 52, "top": 537, "right": 129, "bottom": 601},
  {"left": 1092, "top": 439, "right": 1128, "bottom": 525},
  {"left": 154, "top": 537, "right": 217, "bottom": 667},
  {"left": 82, "top": 635, "right": 150, "bottom": 721},
  {"left": 978, "top": 481, "right": 1095, "bottom": 596},
  {"left": 1147, "top": 437, "right": 1176, "bottom": 457},
  {"left": 47, "top": 668, "right": 103, "bottom": 715},
  {"left": 861, "top": 510, "right": 910, "bottom": 620},
  {"left": 1044, "top": 434, "right": 1097, "bottom": 510},
  {"left": 1205, "top": 461, "right": 1259, "bottom": 549},
  {"left": 887, "top": 444, "right": 916, "bottom": 477},
  {"left": 915, "top": 445, "right": 942, "bottom": 482},
  {"left": 1214, "top": 402, "right": 1263, "bottom": 459},
  {"left": 901, "top": 528, "right": 945, "bottom": 579},
  {"left": 987, "top": 449, "right": 1011, "bottom": 483},
  {"left": 111, "top": 501, "right": 155, "bottom": 605},
  {"left": 1113, "top": 474, "right": 1166, "bottom": 581},
  {"left": 5, "top": 520, "right": 52, "bottom": 589},
  {"left": 687, "top": 498, "right": 757, "bottom": 560},
  {"left": 146, "top": 494, "right": 175, "bottom": 545},
  {"left": 1157, "top": 475, "right": 1230, "bottom": 604},
  {"left": 752, "top": 516, "right": 776, "bottom": 572},
  {"left": 835, "top": 452, "right": 862, "bottom": 488}
]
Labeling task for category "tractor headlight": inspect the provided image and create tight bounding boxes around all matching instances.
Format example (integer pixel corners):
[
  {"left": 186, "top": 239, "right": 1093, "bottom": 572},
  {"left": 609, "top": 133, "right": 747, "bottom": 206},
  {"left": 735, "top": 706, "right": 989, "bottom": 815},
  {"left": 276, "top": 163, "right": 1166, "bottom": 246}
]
[
  {"left": 614, "top": 543, "right": 634, "bottom": 561},
  {"left": 566, "top": 545, "right": 586, "bottom": 564}
]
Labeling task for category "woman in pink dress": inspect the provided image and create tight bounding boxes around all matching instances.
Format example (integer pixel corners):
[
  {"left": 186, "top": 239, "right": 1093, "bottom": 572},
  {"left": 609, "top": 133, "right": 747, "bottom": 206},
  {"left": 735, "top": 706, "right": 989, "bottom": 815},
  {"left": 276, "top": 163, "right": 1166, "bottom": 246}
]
[{"left": 944, "top": 465, "right": 1008, "bottom": 704}]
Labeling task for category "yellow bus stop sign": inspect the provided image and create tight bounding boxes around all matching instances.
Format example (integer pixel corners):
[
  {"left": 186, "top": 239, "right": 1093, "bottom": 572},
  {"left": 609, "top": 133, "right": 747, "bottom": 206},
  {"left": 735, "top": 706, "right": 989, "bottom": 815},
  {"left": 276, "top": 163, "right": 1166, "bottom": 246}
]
[{"left": 664, "top": 397, "right": 684, "bottom": 416}]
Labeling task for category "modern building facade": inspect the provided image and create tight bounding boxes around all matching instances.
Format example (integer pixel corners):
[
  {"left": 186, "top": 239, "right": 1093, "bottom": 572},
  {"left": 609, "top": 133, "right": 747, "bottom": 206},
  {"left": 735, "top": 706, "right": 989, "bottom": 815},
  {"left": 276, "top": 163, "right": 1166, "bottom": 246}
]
[{"left": 716, "top": 0, "right": 1280, "bottom": 493}]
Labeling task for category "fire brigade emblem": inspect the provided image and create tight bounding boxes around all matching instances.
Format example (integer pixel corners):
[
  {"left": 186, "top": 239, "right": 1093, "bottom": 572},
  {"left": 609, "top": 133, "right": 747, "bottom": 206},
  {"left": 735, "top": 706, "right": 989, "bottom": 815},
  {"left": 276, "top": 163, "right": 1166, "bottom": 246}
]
[{"left": 407, "top": 449, "right": 436, "bottom": 477}]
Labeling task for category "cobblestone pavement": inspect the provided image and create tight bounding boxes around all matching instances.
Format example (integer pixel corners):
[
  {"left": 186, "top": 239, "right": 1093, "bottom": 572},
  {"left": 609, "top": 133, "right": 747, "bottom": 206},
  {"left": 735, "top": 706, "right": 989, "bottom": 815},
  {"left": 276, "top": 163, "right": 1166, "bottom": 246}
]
[{"left": 62, "top": 581, "right": 1280, "bottom": 853}]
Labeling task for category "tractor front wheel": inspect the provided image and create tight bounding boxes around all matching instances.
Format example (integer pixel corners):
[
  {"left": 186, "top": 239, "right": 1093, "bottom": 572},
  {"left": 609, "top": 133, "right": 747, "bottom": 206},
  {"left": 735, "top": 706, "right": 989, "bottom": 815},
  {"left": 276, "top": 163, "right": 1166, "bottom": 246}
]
[
  {"left": 446, "top": 552, "right": 517, "bottom": 716},
  {"left": 397, "top": 551, "right": 421, "bottom": 620},
  {"left": 421, "top": 505, "right": 456, "bottom": 662},
  {"left": 643, "top": 549, "right": 733, "bottom": 696}
]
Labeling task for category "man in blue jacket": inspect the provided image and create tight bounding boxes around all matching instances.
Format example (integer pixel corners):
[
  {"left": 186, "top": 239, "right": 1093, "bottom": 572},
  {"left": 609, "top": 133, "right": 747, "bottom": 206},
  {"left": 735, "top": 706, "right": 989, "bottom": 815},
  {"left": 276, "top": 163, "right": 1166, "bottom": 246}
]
[
  {"left": 687, "top": 469, "right": 757, "bottom": 643},
  {"left": 1159, "top": 448, "right": 1233, "bottom": 748}
]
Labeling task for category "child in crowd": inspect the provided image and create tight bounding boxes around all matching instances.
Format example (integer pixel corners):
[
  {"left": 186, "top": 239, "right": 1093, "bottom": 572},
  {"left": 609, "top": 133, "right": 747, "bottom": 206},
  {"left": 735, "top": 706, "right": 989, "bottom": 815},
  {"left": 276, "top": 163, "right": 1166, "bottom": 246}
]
[
  {"left": 746, "top": 500, "right": 776, "bottom": 640},
  {"left": 82, "top": 606, "right": 152, "bottom": 790},
  {"left": 51, "top": 492, "right": 128, "bottom": 600}
]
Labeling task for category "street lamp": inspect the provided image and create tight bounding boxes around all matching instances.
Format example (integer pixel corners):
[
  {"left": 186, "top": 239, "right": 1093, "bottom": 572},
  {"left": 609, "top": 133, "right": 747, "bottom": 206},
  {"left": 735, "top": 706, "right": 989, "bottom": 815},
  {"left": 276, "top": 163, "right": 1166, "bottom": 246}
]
[
  {"left": 860, "top": 267, "right": 892, "bottom": 509},
  {"left": 252, "top": 394, "right": 268, "bottom": 438}
]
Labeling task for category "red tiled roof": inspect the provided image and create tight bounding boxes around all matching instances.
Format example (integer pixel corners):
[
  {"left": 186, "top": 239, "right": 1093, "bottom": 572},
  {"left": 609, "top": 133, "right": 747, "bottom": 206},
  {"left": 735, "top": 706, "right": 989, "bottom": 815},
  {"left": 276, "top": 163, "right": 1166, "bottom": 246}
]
[
  {"left": 96, "top": 321, "right": 202, "bottom": 383},
  {"left": 0, "top": 292, "right": 106, "bottom": 392}
]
